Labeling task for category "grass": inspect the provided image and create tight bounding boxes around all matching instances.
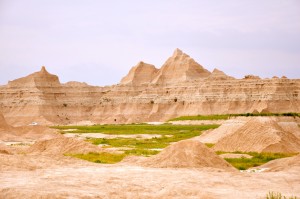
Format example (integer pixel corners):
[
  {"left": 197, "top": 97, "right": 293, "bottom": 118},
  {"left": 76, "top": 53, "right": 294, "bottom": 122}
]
[
  {"left": 87, "top": 127, "right": 211, "bottom": 149},
  {"left": 204, "top": 143, "right": 215, "bottom": 148},
  {"left": 266, "top": 191, "right": 298, "bottom": 199},
  {"left": 52, "top": 124, "right": 219, "bottom": 134},
  {"left": 169, "top": 112, "right": 300, "bottom": 121},
  {"left": 124, "top": 148, "right": 160, "bottom": 156},
  {"left": 216, "top": 151, "right": 296, "bottom": 170},
  {"left": 66, "top": 152, "right": 126, "bottom": 164},
  {"left": 59, "top": 124, "right": 219, "bottom": 163}
]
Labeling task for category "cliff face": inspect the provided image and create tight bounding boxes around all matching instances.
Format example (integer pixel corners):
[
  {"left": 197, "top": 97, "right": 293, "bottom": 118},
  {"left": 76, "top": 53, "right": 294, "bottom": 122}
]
[{"left": 0, "top": 50, "right": 299, "bottom": 126}]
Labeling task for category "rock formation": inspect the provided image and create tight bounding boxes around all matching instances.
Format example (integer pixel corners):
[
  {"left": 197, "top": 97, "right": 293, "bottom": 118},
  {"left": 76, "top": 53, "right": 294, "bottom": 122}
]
[
  {"left": 0, "top": 49, "right": 299, "bottom": 125},
  {"left": 8, "top": 66, "right": 60, "bottom": 88},
  {"left": 207, "top": 68, "right": 234, "bottom": 80},
  {"left": 151, "top": 48, "right": 211, "bottom": 84},
  {"left": 120, "top": 62, "right": 158, "bottom": 85}
]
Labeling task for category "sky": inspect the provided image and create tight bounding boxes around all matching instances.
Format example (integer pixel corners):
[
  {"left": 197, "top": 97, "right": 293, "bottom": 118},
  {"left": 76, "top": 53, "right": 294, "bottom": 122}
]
[{"left": 0, "top": 0, "right": 300, "bottom": 86}]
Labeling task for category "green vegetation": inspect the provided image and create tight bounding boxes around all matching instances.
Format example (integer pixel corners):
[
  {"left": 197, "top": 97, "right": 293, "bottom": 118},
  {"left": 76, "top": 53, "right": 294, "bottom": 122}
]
[
  {"left": 66, "top": 152, "right": 126, "bottom": 164},
  {"left": 169, "top": 112, "right": 300, "bottom": 121},
  {"left": 58, "top": 124, "right": 219, "bottom": 163},
  {"left": 170, "top": 115, "right": 230, "bottom": 121},
  {"left": 124, "top": 148, "right": 160, "bottom": 156},
  {"left": 217, "top": 151, "right": 296, "bottom": 170},
  {"left": 52, "top": 124, "right": 219, "bottom": 135},
  {"left": 204, "top": 143, "right": 215, "bottom": 148},
  {"left": 266, "top": 191, "right": 298, "bottom": 199}
]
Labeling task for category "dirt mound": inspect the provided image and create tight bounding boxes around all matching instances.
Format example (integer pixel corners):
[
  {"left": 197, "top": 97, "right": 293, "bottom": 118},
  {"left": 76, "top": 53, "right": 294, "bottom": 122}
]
[
  {"left": 213, "top": 117, "right": 300, "bottom": 153},
  {"left": 27, "top": 137, "right": 103, "bottom": 155},
  {"left": 131, "top": 140, "right": 236, "bottom": 171},
  {"left": 197, "top": 117, "right": 248, "bottom": 143},
  {"left": 259, "top": 154, "right": 300, "bottom": 172}
]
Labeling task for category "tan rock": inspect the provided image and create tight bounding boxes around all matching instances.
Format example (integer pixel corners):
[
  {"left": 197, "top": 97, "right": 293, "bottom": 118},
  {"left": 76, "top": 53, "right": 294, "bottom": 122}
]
[
  {"left": 151, "top": 48, "right": 211, "bottom": 84},
  {"left": 243, "top": 75, "right": 261, "bottom": 80},
  {"left": 207, "top": 68, "right": 234, "bottom": 80},
  {"left": 120, "top": 61, "right": 158, "bottom": 85},
  {"left": 0, "top": 50, "right": 299, "bottom": 125}
]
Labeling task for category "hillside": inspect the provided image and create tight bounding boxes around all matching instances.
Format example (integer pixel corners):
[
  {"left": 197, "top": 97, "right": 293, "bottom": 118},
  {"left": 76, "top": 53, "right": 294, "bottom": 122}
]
[{"left": 0, "top": 49, "right": 299, "bottom": 125}]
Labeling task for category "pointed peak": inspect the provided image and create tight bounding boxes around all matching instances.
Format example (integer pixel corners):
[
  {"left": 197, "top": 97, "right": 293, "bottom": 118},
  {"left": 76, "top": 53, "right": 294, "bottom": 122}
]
[
  {"left": 40, "top": 66, "right": 48, "bottom": 73},
  {"left": 172, "top": 48, "right": 184, "bottom": 57},
  {"left": 212, "top": 68, "right": 223, "bottom": 73},
  {"left": 137, "top": 61, "right": 145, "bottom": 66}
]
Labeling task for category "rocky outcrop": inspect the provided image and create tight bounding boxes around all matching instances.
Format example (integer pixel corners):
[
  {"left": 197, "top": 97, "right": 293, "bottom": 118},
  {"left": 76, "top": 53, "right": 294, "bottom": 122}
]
[
  {"left": 120, "top": 62, "right": 158, "bottom": 85},
  {"left": 8, "top": 66, "right": 60, "bottom": 88},
  {"left": 151, "top": 49, "right": 211, "bottom": 84},
  {"left": 0, "top": 49, "right": 299, "bottom": 125},
  {"left": 207, "top": 68, "right": 234, "bottom": 80}
]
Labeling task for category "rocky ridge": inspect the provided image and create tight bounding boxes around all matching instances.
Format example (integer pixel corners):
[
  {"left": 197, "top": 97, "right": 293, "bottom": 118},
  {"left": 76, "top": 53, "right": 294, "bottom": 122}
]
[{"left": 0, "top": 49, "right": 299, "bottom": 125}]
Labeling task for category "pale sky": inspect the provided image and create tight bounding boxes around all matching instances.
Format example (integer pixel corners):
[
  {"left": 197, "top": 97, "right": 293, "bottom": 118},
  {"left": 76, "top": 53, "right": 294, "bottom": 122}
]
[{"left": 0, "top": 0, "right": 300, "bottom": 86}]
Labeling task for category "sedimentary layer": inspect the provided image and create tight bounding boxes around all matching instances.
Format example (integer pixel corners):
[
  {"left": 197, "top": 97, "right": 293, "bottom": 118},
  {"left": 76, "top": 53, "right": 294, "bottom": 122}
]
[{"left": 0, "top": 49, "right": 299, "bottom": 125}]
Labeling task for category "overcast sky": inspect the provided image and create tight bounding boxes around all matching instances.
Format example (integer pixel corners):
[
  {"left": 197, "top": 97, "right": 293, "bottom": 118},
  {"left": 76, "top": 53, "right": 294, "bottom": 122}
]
[{"left": 0, "top": 0, "right": 299, "bottom": 86}]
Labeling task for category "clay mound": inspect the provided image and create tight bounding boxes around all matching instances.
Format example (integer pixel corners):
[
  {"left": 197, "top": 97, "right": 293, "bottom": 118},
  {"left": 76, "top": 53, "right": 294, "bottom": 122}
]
[
  {"left": 213, "top": 117, "right": 300, "bottom": 153},
  {"left": 197, "top": 117, "right": 248, "bottom": 144},
  {"left": 27, "top": 137, "right": 103, "bottom": 155},
  {"left": 259, "top": 154, "right": 300, "bottom": 171},
  {"left": 120, "top": 61, "right": 158, "bottom": 85},
  {"left": 135, "top": 140, "right": 236, "bottom": 171},
  {"left": 276, "top": 117, "right": 300, "bottom": 138},
  {"left": 151, "top": 49, "right": 211, "bottom": 84},
  {"left": 8, "top": 66, "right": 60, "bottom": 88},
  {"left": 207, "top": 68, "right": 234, "bottom": 80}
]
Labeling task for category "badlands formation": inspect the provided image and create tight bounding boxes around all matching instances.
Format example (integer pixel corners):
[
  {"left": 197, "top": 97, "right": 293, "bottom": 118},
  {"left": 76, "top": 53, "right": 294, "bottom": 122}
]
[
  {"left": 0, "top": 49, "right": 299, "bottom": 126},
  {"left": 0, "top": 49, "right": 300, "bottom": 198}
]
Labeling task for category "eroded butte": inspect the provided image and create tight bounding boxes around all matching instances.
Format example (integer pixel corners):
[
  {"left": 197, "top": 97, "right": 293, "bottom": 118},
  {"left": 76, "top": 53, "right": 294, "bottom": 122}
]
[{"left": 0, "top": 49, "right": 300, "bottom": 199}]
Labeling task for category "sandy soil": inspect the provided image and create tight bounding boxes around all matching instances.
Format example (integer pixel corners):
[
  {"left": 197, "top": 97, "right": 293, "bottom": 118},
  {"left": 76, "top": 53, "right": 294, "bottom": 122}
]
[{"left": 0, "top": 154, "right": 299, "bottom": 199}]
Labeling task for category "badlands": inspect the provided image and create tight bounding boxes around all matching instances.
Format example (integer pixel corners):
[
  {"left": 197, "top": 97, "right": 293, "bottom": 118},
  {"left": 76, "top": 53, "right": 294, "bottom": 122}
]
[{"left": 0, "top": 49, "right": 300, "bottom": 198}]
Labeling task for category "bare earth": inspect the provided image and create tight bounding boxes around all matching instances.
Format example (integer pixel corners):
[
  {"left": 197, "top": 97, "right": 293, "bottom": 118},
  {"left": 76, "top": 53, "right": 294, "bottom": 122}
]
[
  {"left": 1, "top": 109, "right": 300, "bottom": 198},
  {"left": 0, "top": 154, "right": 299, "bottom": 199}
]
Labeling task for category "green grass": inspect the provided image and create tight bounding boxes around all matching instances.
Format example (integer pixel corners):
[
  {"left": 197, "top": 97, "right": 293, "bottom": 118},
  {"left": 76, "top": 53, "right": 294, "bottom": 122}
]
[
  {"left": 204, "top": 143, "right": 215, "bottom": 148},
  {"left": 124, "top": 149, "right": 160, "bottom": 156},
  {"left": 60, "top": 124, "right": 219, "bottom": 164},
  {"left": 266, "top": 191, "right": 298, "bottom": 199},
  {"left": 216, "top": 151, "right": 296, "bottom": 170},
  {"left": 66, "top": 152, "right": 126, "bottom": 164},
  {"left": 52, "top": 124, "right": 219, "bottom": 134},
  {"left": 169, "top": 112, "right": 300, "bottom": 121},
  {"left": 87, "top": 127, "right": 211, "bottom": 149}
]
